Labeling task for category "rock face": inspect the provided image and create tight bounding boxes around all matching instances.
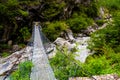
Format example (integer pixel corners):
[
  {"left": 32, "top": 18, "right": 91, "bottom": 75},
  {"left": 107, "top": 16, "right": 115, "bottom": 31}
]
[
  {"left": 54, "top": 32, "right": 92, "bottom": 63},
  {"left": 54, "top": 37, "right": 75, "bottom": 51},
  {"left": 65, "top": 29, "right": 75, "bottom": 42},
  {"left": 47, "top": 46, "right": 57, "bottom": 59},
  {"left": 99, "top": 7, "right": 112, "bottom": 19},
  {"left": 48, "top": 30, "right": 76, "bottom": 58},
  {"left": 7, "top": 40, "right": 12, "bottom": 46},
  {"left": 60, "top": 29, "right": 75, "bottom": 42},
  {"left": 12, "top": 44, "right": 20, "bottom": 52},
  {"left": 53, "top": 22, "right": 109, "bottom": 63},
  {"left": 69, "top": 74, "right": 120, "bottom": 80},
  {"left": 0, "top": 46, "right": 32, "bottom": 76}
]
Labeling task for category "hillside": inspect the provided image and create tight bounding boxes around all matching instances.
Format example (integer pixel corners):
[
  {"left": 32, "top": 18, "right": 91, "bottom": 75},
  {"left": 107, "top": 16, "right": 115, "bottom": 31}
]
[{"left": 0, "top": 0, "right": 120, "bottom": 80}]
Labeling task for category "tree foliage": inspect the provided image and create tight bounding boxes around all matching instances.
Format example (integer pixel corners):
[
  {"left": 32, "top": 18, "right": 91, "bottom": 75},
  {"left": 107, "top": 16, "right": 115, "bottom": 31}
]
[
  {"left": 50, "top": 48, "right": 89, "bottom": 80},
  {"left": 43, "top": 21, "right": 68, "bottom": 41},
  {"left": 67, "top": 14, "right": 93, "bottom": 33},
  {"left": 98, "top": 0, "right": 120, "bottom": 11},
  {"left": 50, "top": 47, "right": 120, "bottom": 80},
  {"left": 89, "top": 11, "right": 120, "bottom": 53},
  {"left": 10, "top": 61, "right": 33, "bottom": 80}
]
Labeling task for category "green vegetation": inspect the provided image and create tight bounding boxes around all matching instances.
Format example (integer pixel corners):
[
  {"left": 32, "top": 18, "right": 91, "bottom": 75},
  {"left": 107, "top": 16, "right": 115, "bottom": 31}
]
[
  {"left": 0, "top": 0, "right": 99, "bottom": 43},
  {"left": 43, "top": 21, "right": 68, "bottom": 41},
  {"left": 89, "top": 11, "right": 120, "bottom": 54},
  {"left": 41, "top": 1, "right": 65, "bottom": 20},
  {"left": 95, "top": 19, "right": 105, "bottom": 26},
  {"left": 67, "top": 14, "right": 93, "bottom": 33},
  {"left": 10, "top": 61, "right": 33, "bottom": 80},
  {"left": 0, "top": 43, "right": 11, "bottom": 57},
  {"left": 19, "top": 27, "right": 31, "bottom": 42},
  {"left": 50, "top": 48, "right": 88, "bottom": 80},
  {"left": 86, "top": 46, "right": 120, "bottom": 76},
  {"left": 18, "top": 10, "right": 29, "bottom": 17},
  {"left": 18, "top": 43, "right": 26, "bottom": 49},
  {"left": 0, "top": 0, "right": 120, "bottom": 79},
  {"left": 87, "top": 0, "right": 120, "bottom": 77},
  {"left": 99, "top": 0, "right": 120, "bottom": 11},
  {"left": 50, "top": 47, "right": 120, "bottom": 80},
  {"left": 85, "top": 0, "right": 100, "bottom": 18},
  {"left": 0, "top": 52, "right": 10, "bottom": 57}
]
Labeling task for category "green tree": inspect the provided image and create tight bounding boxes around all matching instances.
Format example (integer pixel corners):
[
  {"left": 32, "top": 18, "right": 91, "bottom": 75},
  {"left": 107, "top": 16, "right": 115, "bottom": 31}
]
[
  {"left": 98, "top": 0, "right": 120, "bottom": 11},
  {"left": 10, "top": 61, "right": 33, "bottom": 80},
  {"left": 43, "top": 21, "right": 68, "bottom": 41},
  {"left": 89, "top": 11, "right": 120, "bottom": 53},
  {"left": 67, "top": 15, "right": 93, "bottom": 33}
]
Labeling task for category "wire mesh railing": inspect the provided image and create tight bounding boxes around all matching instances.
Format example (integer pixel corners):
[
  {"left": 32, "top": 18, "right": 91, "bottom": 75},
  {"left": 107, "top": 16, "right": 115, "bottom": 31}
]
[{"left": 30, "top": 23, "right": 56, "bottom": 80}]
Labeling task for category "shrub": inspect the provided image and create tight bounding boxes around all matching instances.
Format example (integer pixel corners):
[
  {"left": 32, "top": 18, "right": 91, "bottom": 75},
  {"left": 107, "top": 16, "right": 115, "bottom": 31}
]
[
  {"left": 19, "top": 27, "right": 31, "bottom": 42},
  {"left": 18, "top": 43, "right": 26, "bottom": 48},
  {"left": 66, "top": 15, "right": 93, "bottom": 33},
  {"left": 50, "top": 48, "right": 94, "bottom": 80},
  {"left": 88, "top": 43, "right": 120, "bottom": 76},
  {"left": 84, "top": 56, "right": 114, "bottom": 75},
  {"left": 18, "top": 9, "right": 29, "bottom": 17},
  {"left": 85, "top": 0, "right": 99, "bottom": 18},
  {"left": 50, "top": 45, "right": 120, "bottom": 80},
  {"left": 0, "top": 3, "right": 7, "bottom": 16},
  {"left": 10, "top": 61, "right": 33, "bottom": 80},
  {"left": 85, "top": 45, "right": 120, "bottom": 76},
  {"left": 43, "top": 21, "right": 68, "bottom": 41},
  {"left": 1, "top": 52, "right": 10, "bottom": 57},
  {"left": 83, "top": 45, "right": 120, "bottom": 76},
  {"left": 89, "top": 11, "right": 120, "bottom": 53},
  {"left": 96, "top": 20, "right": 105, "bottom": 26},
  {"left": 41, "top": 1, "right": 65, "bottom": 20},
  {"left": 99, "top": 0, "right": 120, "bottom": 10},
  {"left": 7, "top": 0, "right": 18, "bottom": 5}
]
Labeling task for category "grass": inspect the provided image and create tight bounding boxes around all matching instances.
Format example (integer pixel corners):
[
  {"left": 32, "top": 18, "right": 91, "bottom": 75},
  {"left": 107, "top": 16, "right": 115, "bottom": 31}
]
[
  {"left": 1, "top": 52, "right": 10, "bottom": 57},
  {"left": 10, "top": 61, "right": 33, "bottom": 80}
]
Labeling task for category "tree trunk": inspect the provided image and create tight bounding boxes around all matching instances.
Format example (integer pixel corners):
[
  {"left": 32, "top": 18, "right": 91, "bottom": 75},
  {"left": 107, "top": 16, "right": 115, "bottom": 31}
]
[{"left": 2, "top": 24, "right": 12, "bottom": 42}]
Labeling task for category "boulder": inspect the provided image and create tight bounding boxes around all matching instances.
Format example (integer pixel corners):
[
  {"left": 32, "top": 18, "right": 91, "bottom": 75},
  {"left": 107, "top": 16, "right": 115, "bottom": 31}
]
[
  {"left": 0, "top": 46, "right": 32, "bottom": 76},
  {"left": 54, "top": 37, "right": 75, "bottom": 51},
  {"left": 60, "top": 29, "right": 75, "bottom": 42},
  {"left": 7, "top": 40, "right": 12, "bottom": 46},
  {"left": 12, "top": 45, "right": 19, "bottom": 52},
  {"left": 69, "top": 74, "right": 120, "bottom": 80}
]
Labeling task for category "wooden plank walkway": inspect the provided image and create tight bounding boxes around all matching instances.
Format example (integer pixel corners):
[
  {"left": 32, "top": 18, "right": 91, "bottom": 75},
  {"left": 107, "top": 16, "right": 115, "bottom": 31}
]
[{"left": 30, "top": 25, "right": 56, "bottom": 80}]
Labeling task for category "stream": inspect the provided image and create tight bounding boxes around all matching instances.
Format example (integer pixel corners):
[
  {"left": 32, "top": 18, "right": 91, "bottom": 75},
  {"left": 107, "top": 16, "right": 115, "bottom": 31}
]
[{"left": 75, "top": 36, "right": 91, "bottom": 63}]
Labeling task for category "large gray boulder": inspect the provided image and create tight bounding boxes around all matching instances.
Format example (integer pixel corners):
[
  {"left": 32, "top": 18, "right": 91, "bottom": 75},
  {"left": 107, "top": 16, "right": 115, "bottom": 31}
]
[{"left": 54, "top": 37, "right": 75, "bottom": 51}]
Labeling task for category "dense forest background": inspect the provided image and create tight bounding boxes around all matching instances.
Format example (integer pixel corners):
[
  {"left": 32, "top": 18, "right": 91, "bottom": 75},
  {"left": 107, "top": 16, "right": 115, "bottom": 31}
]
[
  {"left": 0, "top": 0, "right": 99, "bottom": 53},
  {"left": 0, "top": 0, "right": 100, "bottom": 53},
  {"left": 0, "top": 0, "right": 120, "bottom": 79}
]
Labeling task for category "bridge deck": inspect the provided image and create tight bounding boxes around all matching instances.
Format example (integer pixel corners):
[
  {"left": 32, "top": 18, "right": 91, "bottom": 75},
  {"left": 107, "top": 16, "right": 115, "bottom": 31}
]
[{"left": 30, "top": 25, "right": 56, "bottom": 80}]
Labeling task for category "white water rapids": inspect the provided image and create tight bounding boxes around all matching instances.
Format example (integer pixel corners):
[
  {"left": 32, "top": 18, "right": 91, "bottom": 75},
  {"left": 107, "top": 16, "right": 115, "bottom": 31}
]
[{"left": 75, "top": 37, "right": 92, "bottom": 63}]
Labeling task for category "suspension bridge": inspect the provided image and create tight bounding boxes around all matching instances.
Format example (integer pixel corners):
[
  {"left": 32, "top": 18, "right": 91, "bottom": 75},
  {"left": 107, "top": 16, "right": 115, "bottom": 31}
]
[
  {"left": 0, "top": 22, "right": 56, "bottom": 80},
  {"left": 30, "top": 22, "right": 56, "bottom": 80}
]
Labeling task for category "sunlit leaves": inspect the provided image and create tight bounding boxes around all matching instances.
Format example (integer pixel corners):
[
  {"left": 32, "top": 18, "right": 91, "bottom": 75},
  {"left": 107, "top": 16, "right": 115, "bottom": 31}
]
[
  {"left": 99, "top": 0, "right": 120, "bottom": 10},
  {"left": 10, "top": 61, "right": 33, "bottom": 80}
]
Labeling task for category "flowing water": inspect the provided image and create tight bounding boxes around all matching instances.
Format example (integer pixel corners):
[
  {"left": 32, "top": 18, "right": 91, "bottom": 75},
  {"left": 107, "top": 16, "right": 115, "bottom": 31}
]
[{"left": 75, "top": 37, "right": 92, "bottom": 63}]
